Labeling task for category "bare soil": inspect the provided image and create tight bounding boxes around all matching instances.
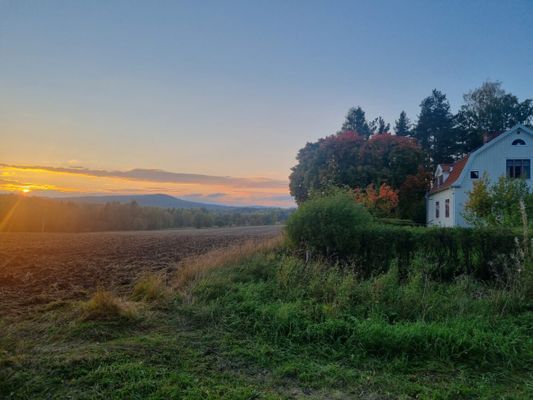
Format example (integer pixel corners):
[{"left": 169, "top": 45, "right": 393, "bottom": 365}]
[{"left": 0, "top": 225, "right": 282, "bottom": 317}]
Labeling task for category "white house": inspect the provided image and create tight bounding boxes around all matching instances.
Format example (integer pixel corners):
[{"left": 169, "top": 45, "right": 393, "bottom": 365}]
[{"left": 427, "top": 124, "right": 532, "bottom": 227}]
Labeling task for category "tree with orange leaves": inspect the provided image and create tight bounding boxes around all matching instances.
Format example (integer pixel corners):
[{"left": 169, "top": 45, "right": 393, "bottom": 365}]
[{"left": 354, "top": 183, "right": 399, "bottom": 217}]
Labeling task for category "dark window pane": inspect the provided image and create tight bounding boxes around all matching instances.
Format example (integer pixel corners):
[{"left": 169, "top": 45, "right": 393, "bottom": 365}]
[{"left": 506, "top": 159, "right": 531, "bottom": 179}]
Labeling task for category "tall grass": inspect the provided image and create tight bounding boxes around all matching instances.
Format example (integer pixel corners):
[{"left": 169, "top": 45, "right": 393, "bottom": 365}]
[
  {"left": 174, "top": 236, "right": 283, "bottom": 295},
  {"left": 131, "top": 273, "right": 172, "bottom": 303},
  {"left": 191, "top": 253, "right": 532, "bottom": 369},
  {"left": 79, "top": 290, "right": 138, "bottom": 321}
]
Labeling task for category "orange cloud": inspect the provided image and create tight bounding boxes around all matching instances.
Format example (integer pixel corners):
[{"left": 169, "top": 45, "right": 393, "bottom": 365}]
[{"left": 0, "top": 164, "right": 294, "bottom": 207}]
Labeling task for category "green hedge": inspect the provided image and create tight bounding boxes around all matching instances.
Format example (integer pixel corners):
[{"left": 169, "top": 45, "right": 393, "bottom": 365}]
[
  {"left": 347, "top": 226, "right": 519, "bottom": 281},
  {"left": 289, "top": 223, "right": 520, "bottom": 281}
]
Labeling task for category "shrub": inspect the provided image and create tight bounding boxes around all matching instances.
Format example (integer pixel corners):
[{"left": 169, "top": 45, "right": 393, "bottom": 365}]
[
  {"left": 285, "top": 191, "right": 373, "bottom": 259},
  {"left": 79, "top": 290, "right": 137, "bottom": 321},
  {"left": 464, "top": 175, "right": 533, "bottom": 228}
]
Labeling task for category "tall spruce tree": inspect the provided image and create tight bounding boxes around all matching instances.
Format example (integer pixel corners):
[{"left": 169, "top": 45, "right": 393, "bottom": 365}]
[
  {"left": 394, "top": 111, "right": 411, "bottom": 136},
  {"left": 341, "top": 106, "right": 372, "bottom": 138},
  {"left": 414, "top": 89, "right": 457, "bottom": 165}
]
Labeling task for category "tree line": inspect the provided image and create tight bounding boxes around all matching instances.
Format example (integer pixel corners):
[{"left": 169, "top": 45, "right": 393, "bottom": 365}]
[
  {"left": 0, "top": 195, "right": 292, "bottom": 232},
  {"left": 289, "top": 81, "right": 533, "bottom": 222}
]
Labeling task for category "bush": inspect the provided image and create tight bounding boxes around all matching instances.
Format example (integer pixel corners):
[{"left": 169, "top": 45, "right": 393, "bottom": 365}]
[{"left": 286, "top": 191, "right": 373, "bottom": 259}]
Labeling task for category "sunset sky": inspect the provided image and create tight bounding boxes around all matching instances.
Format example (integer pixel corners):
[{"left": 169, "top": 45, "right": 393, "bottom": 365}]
[{"left": 1, "top": 0, "right": 532, "bottom": 206}]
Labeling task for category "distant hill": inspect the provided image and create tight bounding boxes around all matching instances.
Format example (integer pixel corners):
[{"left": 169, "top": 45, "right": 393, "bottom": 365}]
[{"left": 61, "top": 194, "right": 266, "bottom": 211}]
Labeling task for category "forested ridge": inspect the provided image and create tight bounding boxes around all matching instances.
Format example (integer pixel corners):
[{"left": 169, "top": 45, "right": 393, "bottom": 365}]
[{"left": 0, "top": 194, "right": 292, "bottom": 232}]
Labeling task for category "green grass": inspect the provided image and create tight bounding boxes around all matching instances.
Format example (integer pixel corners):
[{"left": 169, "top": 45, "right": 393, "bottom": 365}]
[{"left": 1, "top": 252, "right": 531, "bottom": 399}]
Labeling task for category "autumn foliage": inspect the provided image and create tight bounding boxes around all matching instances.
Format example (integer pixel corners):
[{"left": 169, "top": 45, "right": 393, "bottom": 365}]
[
  {"left": 290, "top": 131, "right": 428, "bottom": 221},
  {"left": 354, "top": 183, "right": 399, "bottom": 217}
]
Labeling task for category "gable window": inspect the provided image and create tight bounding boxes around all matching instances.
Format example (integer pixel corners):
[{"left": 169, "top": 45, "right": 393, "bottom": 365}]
[
  {"left": 470, "top": 170, "right": 479, "bottom": 179},
  {"left": 506, "top": 159, "right": 531, "bottom": 179},
  {"left": 512, "top": 139, "right": 526, "bottom": 146},
  {"left": 435, "top": 201, "right": 440, "bottom": 219},
  {"left": 445, "top": 199, "right": 450, "bottom": 218}
]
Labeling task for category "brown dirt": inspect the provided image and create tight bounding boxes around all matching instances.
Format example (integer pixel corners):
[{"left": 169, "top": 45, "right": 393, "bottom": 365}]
[{"left": 0, "top": 225, "right": 282, "bottom": 318}]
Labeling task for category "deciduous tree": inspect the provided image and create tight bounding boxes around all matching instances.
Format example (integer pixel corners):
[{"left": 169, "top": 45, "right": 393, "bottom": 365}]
[
  {"left": 455, "top": 81, "right": 533, "bottom": 155},
  {"left": 463, "top": 175, "right": 532, "bottom": 227},
  {"left": 354, "top": 183, "right": 399, "bottom": 217}
]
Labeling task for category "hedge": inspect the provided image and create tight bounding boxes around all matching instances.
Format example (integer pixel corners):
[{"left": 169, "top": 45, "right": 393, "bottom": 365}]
[
  {"left": 349, "top": 226, "right": 521, "bottom": 281},
  {"left": 291, "top": 224, "right": 521, "bottom": 282}
]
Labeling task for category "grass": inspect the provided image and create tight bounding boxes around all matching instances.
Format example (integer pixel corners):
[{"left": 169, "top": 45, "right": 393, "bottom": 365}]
[
  {"left": 174, "top": 236, "right": 283, "bottom": 295},
  {"left": 131, "top": 273, "right": 172, "bottom": 303},
  {"left": 79, "top": 290, "right": 138, "bottom": 321},
  {"left": 1, "top": 241, "right": 531, "bottom": 399}
]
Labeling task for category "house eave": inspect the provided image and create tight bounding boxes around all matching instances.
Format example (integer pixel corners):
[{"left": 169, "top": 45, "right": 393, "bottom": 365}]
[{"left": 427, "top": 185, "right": 459, "bottom": 196}]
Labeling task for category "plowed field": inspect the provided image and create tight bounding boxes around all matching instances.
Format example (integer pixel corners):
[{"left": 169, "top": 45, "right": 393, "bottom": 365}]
[{"left": 0, "top": 225, "right": 282, "bottom": 317}]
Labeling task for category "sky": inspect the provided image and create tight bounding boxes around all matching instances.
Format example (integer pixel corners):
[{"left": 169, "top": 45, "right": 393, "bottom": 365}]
[{"left": 1, "top": 0, "right": 532, "bottom": 206}]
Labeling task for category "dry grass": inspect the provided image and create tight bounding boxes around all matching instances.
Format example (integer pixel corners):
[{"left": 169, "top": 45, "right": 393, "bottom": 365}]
[
  {"left": 174, "top": 235, "right": 283, "bottom": 293},
  {"left": 131, "top": 273, "right": 172, "bottom": 303},
  {"left": 79, "top": 290, "right": 138, "bottom": 321}
]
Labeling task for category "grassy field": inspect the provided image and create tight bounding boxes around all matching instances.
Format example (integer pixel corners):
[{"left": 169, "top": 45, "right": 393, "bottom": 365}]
[{"left": 1, "top": 232, "right": 531, "bottom": 399}]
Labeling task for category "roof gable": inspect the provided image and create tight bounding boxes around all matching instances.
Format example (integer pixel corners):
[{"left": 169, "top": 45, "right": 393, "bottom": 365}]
[
  {"left": 454, "top": 124, "right": 533, "bottom": 187},
  {"left": 430, "top": 156, "right": 469, "bottom": 194}
]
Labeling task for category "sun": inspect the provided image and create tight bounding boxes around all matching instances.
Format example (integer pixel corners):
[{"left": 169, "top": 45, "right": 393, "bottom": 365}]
[{"left": 21, "top": 187, "right": 31, "bottom": 194}]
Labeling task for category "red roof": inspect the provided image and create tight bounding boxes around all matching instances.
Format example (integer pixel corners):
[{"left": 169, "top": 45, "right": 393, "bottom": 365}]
[{"left": 430, "top": 156, "right": 469, "bottom": 194}]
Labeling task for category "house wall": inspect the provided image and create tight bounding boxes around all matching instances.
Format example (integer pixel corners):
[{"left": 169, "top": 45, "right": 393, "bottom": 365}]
[
  {"left": 453, "top": 128, "right": 532, "bottom": 227},
  {"left": 427, "top": 188, "right": 455, "bottom": 227}
]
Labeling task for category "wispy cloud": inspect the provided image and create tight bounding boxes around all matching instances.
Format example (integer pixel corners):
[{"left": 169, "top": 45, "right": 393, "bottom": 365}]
[
  {"left": 0, "top": 164, "right": 294, "bottom": 207},
  {"left": 0, "top": 164, "right": 287, "bottom": 189}
]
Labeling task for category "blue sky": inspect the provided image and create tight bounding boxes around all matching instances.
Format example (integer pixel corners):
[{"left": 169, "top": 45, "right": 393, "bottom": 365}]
[{"left": 0, "top": 0, "right": 532, "bottom": 205}]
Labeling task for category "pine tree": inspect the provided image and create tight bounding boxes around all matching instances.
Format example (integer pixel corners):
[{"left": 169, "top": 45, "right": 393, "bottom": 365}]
[
  {"left": 394, "top": 111, "right": 411, "bottom": 136},
  {"left": 414, "top": 89, "right": 457, "bottom": 165},
  {"left": 372, "top": 116, "right": 390, "bottom": 134},
  {"left": 341, "top": 106, "right": 372, "bottom": 138}
]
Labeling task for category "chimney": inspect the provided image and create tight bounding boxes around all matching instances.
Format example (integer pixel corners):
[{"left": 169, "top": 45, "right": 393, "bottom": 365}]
[{"left": 482, "top": 133, "right": 489, "bottom": 144}]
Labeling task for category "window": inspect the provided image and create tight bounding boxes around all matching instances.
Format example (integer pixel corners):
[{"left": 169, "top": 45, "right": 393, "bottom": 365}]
[
  {"left": 506, "top": 159, "right": 531, "bottom": 179},
  {"left": 470, "top": 170, "right": 479, "bottom": 179},
  {"left": 435, "top": 201, "right": 440, "bottom": 219},
  {"left": 512, "top": 139, "right": 526, "bottom": 146},
  {"left": 445, "top": 199, "right": 450, "bottom": 218}
]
